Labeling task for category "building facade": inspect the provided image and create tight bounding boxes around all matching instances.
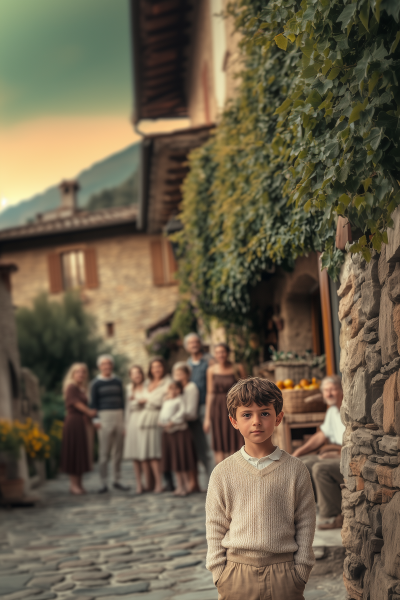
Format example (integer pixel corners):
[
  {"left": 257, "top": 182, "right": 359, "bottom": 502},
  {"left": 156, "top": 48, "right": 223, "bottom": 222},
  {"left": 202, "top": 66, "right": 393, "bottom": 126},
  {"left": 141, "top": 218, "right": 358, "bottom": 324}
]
[
  {"left": 0, "top": 184, "right": 179, "bottom": 366},
  {"left": 132, "top": 0, "right": 339, "bottom": 372},
  {"left": 0, "top": 264, "right": 21, "bottom": 420}
]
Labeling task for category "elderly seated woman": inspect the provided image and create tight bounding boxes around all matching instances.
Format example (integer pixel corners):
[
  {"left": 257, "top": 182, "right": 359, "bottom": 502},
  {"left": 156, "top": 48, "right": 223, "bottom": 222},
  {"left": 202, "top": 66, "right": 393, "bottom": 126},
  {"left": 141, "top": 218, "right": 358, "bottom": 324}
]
[{"left": 292, "top": 375, "right": 345, "bottom": 529}]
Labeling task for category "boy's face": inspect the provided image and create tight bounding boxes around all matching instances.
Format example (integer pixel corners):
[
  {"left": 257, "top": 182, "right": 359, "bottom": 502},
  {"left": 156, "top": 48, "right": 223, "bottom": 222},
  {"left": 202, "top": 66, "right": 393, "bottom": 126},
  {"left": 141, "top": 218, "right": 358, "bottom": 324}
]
[{"left": 229, "top": 401, "right": 283, "bottom": 444}]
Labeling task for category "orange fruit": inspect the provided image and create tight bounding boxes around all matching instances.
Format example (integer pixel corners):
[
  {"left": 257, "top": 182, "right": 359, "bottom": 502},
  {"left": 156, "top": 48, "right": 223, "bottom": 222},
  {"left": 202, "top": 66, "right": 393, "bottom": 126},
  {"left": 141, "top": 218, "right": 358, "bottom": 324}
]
[
  {"left": 283, "top": 379, "right": 294, "bottom": 388},
  {"left": 299, "top": 379, "right": 309, "bottom": 388},
  {"left": 276, "top": 380, "right": 285, "bottom": 390},
  {"left": 294, "top": 384, "right": 302, "bottom": 390}
]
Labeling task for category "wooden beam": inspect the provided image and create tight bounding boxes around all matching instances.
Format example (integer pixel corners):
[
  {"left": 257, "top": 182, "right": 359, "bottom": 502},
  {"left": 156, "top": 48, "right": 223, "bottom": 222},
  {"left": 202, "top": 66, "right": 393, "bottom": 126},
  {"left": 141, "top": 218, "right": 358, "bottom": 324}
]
[
  {"left": 318, "top": 253, "right": 336, "bottom": 375},
  {"left": 145, "top": 14, "right": 183, "bottom": 32},
  {"left": 148, "top": 0, "right": 183, "bottom": 16},
  {"left": 143, "top": 83, "right": 184, "bottom": 100}
]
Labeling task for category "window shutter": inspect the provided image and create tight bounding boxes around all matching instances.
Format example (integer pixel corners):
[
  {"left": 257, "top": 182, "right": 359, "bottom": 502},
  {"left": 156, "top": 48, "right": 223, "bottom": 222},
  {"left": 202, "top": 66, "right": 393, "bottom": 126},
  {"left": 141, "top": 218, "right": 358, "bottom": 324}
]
[
  {"left": 47, "top": 253, "right": 63, "bottom": 293},
  {"left": 150, "top": 240, "right": 165, "bottom": 286},
  {"left": 166, "top": 241, "right": 178, "bottom": 284},
  {"left": 84, "top": 248, "right": 99, "bottom": 289}
]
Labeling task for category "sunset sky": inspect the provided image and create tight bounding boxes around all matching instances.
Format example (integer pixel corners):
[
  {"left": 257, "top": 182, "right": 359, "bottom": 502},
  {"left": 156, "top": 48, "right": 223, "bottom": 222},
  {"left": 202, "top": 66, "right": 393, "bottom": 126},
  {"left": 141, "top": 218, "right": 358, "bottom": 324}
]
[{"left": 0, "top": 0, "right": 188, "bottom": 209}]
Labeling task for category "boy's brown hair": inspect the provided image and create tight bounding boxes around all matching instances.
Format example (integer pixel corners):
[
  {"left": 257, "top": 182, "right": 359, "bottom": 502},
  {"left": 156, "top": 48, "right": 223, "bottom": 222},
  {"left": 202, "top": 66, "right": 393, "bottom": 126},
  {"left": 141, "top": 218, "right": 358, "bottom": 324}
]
[{"left": 227, "top": 377, "right": 283, "bottom": 418}]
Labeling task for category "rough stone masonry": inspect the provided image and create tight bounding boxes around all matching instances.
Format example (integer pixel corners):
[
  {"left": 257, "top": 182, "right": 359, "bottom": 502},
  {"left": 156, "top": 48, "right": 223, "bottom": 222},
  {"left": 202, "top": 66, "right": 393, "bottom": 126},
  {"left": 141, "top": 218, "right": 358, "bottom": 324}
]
[{"left": 339, "top": 209, "right": 400, "bottom": 600}]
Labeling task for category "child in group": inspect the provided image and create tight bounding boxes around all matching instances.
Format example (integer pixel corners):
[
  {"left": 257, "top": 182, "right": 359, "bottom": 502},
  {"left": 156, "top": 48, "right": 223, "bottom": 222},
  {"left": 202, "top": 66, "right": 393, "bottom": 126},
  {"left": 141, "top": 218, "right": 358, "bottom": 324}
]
[
  {"left": 205, "top": 377, "right": 316, "bottom": 600},
  {"left": 159, "top": 380, "right": 197, "bottom": 496}
]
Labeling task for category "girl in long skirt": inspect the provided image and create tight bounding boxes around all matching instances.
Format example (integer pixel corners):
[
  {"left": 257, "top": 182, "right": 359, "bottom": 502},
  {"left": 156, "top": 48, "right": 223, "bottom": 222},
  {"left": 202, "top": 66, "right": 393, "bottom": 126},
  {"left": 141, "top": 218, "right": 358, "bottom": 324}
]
[{"left": 159, "top": 381, "right": 197, "bottom": 496}]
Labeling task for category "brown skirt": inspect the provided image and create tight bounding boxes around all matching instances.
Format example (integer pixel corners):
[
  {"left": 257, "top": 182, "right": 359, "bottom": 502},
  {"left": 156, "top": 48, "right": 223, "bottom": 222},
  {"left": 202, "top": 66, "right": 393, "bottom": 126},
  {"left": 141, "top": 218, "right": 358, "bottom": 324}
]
[
  {"left": 210, "top": 394, "right": 244, "bottom": 453},
  {"left": 61, "top": 414, "right": 91, "bottom": 476},
  {"left": 161, "top": 428, "right": 197, "bottom": 473}
]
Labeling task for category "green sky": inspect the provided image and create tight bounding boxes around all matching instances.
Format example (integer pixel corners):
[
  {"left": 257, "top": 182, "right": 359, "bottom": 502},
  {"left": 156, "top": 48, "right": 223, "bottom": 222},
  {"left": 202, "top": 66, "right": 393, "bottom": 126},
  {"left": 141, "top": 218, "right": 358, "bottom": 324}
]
[{"left": 0, "top": 0, "right": 132, "bottom": 126}]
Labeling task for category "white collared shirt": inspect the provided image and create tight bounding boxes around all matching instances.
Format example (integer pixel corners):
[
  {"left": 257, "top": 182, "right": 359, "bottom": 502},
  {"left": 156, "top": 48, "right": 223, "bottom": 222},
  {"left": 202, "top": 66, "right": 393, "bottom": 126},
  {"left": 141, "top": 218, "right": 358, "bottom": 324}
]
[{"left": 240, "top": 445, "right": 282, "bottom": 470}]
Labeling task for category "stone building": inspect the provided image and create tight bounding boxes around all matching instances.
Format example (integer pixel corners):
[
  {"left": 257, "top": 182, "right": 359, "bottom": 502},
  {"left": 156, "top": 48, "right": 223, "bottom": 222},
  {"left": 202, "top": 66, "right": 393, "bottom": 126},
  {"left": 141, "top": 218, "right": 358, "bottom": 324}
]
[
  {"left": 0, "top": 263, "right": 21, "bottom": 420},
  {"left": 0, "top": 263, "right": 42, "bottom": 492},
  {"left": 338, "top": 209, "right": 400, "bottom": 599},
  {"left": 132, "top": 0, "right": 340, "bottom": 372},
  {"left": 0, "top": 182, "right": 180, "bottom": 366}
]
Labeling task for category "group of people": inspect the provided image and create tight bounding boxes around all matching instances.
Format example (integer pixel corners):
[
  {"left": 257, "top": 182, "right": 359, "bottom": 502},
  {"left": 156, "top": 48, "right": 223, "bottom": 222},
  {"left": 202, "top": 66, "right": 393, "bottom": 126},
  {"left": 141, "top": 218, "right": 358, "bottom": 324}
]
[
  {"left": 60, "top": 333, "right": 248, "bottom": 496},
  {"left": 60, "top": 332, "right": 346, "bottom": 532}
]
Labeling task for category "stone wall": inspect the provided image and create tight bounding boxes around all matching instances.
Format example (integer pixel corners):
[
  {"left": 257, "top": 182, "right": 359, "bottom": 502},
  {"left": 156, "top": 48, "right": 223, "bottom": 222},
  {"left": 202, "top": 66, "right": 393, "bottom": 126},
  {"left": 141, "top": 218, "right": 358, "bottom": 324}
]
[
  {"left": 0, "top": 273, "right": 21, "bottom": 420},
  {"left": 338, "top": 243, "right": 400, "bottom": 599},
  {"left": 1, "top": 234, "right": 179, "bottom": 367}
]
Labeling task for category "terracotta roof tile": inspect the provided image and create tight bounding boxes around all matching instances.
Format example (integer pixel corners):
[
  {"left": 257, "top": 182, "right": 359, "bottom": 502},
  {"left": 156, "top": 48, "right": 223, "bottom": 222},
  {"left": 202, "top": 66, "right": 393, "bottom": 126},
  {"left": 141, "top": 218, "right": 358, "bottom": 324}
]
[{"left": 0, "top": 205, "right": 137, "bottom": 241}]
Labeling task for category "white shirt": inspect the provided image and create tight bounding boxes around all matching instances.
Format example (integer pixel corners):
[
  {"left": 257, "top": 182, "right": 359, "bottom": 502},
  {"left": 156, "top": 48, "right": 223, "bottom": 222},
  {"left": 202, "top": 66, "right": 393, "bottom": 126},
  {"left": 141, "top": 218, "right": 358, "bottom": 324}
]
[
  {"left": 158, "top": 395, "right": 187, "bottom": 432},
  {"left": 240, "top": 445, "right": 282, "bottom": 470},
  {"left": 183, "top": 382, "right": 199, "bottom": 421},
  {"left": 320, "top": 405, "right": 345, "bottom": 445}
]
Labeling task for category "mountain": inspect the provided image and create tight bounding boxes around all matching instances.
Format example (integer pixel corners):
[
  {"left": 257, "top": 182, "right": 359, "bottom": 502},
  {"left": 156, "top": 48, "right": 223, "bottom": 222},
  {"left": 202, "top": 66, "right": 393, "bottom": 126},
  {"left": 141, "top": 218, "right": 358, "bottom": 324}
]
[
  {"left": 87, "top": 172, "right": 139, "bottom": 210},
  {"left": 0, "top": 143, "right": 141, "bottom": 230}
]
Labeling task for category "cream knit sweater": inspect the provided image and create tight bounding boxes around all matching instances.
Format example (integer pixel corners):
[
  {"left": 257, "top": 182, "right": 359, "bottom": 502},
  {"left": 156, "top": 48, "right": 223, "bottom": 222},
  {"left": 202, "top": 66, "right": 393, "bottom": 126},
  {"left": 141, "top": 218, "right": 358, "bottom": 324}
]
[{"left": 205, "top": 450, "right": 316, "bottom": 585}]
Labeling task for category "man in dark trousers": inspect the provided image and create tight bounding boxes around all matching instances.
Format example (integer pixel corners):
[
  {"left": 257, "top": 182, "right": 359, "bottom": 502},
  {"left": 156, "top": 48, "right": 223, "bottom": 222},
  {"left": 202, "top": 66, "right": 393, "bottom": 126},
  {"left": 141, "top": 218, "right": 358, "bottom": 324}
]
[
  {"left": 185, "top": 333, "right": 213, "bottom": 476},
  {"left": 91, "top": 355, "right": 130, "bottom": 493}
]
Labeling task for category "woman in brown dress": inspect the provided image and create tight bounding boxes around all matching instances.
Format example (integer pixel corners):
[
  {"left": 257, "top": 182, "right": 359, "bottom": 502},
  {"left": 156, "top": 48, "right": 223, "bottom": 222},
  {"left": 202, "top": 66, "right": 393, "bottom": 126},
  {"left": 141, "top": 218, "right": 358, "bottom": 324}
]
[
  {"left": 61, "top": 363, "right": 97, "bottom": 495},
  {"left": 203, "top": 343, "right": 246, "bottom": 465}
]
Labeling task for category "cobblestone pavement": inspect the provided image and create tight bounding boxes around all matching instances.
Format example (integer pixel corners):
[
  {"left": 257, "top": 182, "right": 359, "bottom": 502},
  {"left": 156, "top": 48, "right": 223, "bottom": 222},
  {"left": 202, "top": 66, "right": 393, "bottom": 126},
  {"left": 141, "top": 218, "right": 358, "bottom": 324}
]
[{"left": 0, "top": 463, "right": 347, "bottom": 600}]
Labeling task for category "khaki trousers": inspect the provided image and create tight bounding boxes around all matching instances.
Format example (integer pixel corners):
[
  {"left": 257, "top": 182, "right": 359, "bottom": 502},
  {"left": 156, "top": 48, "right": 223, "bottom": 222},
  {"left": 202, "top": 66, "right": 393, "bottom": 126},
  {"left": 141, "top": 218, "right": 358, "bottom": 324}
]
[
  {"left": 299, "top": 454, "right": 343, "bottom": 518},
  {"left": 217, "top": 553, "right": 305, "bottom": 600},
  {"left": 98, "top": 410, "right": 124, "bottom": 486}
]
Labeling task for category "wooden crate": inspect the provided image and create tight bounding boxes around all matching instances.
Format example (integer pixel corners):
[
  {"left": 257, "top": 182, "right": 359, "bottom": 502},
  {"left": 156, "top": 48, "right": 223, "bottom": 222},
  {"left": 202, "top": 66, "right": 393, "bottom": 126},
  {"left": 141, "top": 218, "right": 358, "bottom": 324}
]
[
  {"left": 282, "top": 389, "right": 326, "bottom": 414},
  {"left": 274, "top": 361, "right": 311, "bottom": 383},
  {"left": 275, "top": 412, "right": 327, "bottom": 453}
]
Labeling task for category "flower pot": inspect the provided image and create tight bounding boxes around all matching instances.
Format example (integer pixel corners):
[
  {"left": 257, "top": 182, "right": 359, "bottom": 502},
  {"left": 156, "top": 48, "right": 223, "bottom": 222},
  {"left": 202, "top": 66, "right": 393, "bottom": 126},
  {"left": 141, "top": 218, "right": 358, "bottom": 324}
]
[{"left": 0, "top": 477, "right": 24, "bottom": 499}]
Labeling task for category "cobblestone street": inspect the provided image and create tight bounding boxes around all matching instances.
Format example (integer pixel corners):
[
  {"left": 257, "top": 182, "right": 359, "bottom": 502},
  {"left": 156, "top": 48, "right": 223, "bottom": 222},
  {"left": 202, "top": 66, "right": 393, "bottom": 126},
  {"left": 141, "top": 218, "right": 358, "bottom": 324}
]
[{"left": 0, "top": 464, "right": 347, "bottom": 600}]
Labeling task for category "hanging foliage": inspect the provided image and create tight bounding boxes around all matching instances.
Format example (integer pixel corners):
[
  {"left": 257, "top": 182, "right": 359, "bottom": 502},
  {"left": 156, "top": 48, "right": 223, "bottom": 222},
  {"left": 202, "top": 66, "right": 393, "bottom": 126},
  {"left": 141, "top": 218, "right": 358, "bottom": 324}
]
[
  {"left": 175, "top": 0, "right": 400, "bottom": 323},
  {"left": 266, "top": 0, "right": 400, "bottom": 267},
  {"left": 176, "top": 0, "right": 325, "bottom": 323}
]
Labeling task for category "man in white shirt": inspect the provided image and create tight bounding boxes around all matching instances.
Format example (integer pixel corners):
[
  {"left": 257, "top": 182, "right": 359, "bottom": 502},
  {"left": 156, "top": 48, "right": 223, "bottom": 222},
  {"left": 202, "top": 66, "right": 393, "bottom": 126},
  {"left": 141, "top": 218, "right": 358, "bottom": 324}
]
[{"left": 292, "top": 375, "right": 345, "bottom": 529}]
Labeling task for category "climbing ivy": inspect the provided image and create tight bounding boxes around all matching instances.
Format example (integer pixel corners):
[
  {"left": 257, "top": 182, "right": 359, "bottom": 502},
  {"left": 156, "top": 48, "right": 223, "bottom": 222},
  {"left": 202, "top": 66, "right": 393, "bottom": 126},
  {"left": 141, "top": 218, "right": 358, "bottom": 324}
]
[
  {"left": 176, "top": 0, "right": 323, "bottom": 322},
  {"left": 268, "top": 0, "right": 400, "bottom": 267},
  {"left": 175, "top": 0, "right": 400, "bottom": 323}
]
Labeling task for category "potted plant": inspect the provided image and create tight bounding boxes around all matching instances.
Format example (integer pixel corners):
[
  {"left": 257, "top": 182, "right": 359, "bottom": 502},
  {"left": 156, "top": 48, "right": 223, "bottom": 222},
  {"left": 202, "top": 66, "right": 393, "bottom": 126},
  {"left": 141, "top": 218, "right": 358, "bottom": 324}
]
[{"left": 0, "top": 419, "right": 51, "bottom": 499}]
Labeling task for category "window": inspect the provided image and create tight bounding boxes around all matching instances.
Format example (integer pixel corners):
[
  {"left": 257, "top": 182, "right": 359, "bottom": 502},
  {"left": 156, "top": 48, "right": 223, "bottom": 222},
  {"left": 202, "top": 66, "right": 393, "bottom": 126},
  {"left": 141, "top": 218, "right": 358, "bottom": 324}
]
[
  {"left": 47, "top": 247, "right": 99, "bottom": 293},
  {"left": 150, "top": 239, "right": 178, "bottom": 286},
  {"left": 61, "top": 250, "right": 85, "bottom": 290},
  {"left": 106, "top": 322, "right": 114, "bottom": 337}
]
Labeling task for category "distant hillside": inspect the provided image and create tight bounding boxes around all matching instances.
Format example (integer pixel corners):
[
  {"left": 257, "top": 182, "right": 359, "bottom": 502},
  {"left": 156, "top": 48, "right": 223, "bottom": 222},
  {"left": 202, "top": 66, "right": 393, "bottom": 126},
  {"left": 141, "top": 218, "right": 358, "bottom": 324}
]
[
  {"left": 0, "top": 143, "right": 141, "bottom": 230},
  {"left": 87, "top": 172, "right": 139, "bottom": 211}
]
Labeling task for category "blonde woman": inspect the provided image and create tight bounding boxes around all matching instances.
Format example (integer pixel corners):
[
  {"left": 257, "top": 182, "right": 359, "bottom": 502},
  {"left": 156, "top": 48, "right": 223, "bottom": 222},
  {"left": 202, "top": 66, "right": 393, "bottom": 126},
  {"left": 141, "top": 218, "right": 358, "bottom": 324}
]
[
  {"left": 123, "top": 365, "right": 147, "bottom": 494},
  {"left": 61, "top": 363, "right": 97, "bottom": 495}
]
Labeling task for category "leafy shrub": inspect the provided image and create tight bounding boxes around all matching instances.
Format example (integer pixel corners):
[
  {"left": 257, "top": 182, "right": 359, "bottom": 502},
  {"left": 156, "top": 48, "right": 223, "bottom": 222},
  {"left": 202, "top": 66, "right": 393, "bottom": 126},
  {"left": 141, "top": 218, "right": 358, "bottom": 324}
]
[{"left": 16, "top": 291, "right": 128, "bottom": 392}]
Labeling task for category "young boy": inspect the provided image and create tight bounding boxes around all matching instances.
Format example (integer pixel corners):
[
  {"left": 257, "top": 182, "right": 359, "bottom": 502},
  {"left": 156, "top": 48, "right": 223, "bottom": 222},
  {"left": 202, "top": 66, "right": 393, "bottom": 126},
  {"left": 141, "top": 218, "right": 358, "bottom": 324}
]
[{"left": 205, "top": 377, "right": 316, "bottom": 600}]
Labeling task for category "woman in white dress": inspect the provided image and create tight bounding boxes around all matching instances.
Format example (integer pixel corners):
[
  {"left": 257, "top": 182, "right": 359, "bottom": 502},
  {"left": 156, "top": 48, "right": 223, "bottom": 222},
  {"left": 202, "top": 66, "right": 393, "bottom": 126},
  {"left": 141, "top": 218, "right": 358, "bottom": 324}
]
[
  {"left": 138, "top": 357, "right": 171, "bottom": 493},
  {"left": 123, "top": 365, "right": 146, "bottom": 494}
]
